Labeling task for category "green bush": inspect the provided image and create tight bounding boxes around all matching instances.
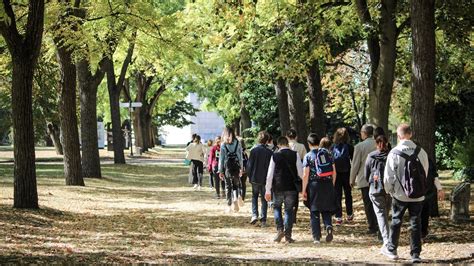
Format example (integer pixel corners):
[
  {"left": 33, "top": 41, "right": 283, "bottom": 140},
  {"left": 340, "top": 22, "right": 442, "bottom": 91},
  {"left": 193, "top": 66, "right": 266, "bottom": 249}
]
[
  {"left": 452, "top": 134, "right": 474, "bottom": 182},
  {"left": 435, "top": 131, "right": 457, "bottom": 169}
]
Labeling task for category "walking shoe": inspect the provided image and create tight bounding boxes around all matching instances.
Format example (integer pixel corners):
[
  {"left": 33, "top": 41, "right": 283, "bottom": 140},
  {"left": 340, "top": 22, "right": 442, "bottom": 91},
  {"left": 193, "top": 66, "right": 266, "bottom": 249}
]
[
  {"left": 250, "top": 217, "right": 258, "bottom": 225},
  {"left": 411, "top": 253, "right": 422, "bottom": 263},
  {"left": 313, "top": 239, "right": 321, "bottom": 244},
  {"left": 193, "top": 184, "right": 198, "bottom": 190},
  {"left": 381, "top": 246, "right": 398, "bottom": 260},
  {"left": 233, "top": 202, "right": 240, "bottom": 212},
  {"left": 225, "top": 205, "right": 232, "bottom": 213},
  {"left": 335, "top": 217, "right": 343, "bottom": 226},
  {"left": 261, "top": 221, "right": 268, "bottom": 228},
  {"left": 197, "top": 185, "right": 201, "bottom": 191},
  {"left": 325, "top": 226, "right": 334, "bottom": 243},
  {"left": 346, "top": 214, "right": 354, "bottom": 222},
  {"left": 273, "top": 230, "right": 285, "bottom": 242},
  {"left": 285, "top": 236, "right": 295, "bottom": 243},
  {"left": 215, "top": 194, "right": 220, "bottom": 199},
  {"left": 238, "top": 196, "right": 244, "bottom": 207}
]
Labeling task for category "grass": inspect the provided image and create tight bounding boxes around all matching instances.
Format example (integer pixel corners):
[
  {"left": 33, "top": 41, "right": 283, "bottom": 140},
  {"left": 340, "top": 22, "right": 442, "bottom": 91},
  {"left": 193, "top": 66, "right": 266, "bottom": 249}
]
[{"left": 0, "top": 163, "right": 473, "bottom": 264}]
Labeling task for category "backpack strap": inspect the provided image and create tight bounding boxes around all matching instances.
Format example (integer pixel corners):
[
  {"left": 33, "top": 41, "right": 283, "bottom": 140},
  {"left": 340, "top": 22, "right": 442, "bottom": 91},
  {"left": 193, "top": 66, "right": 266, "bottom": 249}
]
[
  {"left": 233, "top": 140, "right": 239, "bottom": 153},
  {"left": 391, "top": 149, "right": 409, "bottom": 160}
]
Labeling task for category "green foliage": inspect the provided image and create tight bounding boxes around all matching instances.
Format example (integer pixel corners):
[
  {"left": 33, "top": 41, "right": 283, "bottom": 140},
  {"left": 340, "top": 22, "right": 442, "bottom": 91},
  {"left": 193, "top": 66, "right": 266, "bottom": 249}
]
[{"left": 156, "top": 100, "right": 197, "bottom": 128}]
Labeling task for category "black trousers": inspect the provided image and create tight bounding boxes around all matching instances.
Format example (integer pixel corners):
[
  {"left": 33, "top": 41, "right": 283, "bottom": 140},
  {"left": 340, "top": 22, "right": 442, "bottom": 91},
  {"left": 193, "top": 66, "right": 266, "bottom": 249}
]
[
  {"left": 388, "top": 198, "right": 423, "bottom": 255},
  {"left": 334, "top": 171, "right": 353, "bottom": 218},
  {"left": 191, "top": 160, "right": 203, "bottom": 186},
  {"left": 361, "top": 187, "right": 378, "bottom": 232}
]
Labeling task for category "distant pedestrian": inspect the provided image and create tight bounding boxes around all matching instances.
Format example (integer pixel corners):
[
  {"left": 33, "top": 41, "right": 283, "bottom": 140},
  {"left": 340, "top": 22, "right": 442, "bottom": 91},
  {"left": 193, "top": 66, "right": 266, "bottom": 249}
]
[
  {"left": 350, "top": 124, "right": 378, "bottom": 235},
  {"left": 208, "top": 136, "right": 225, "bottom": 199},
  {"left": 331, "top": 127, "right": 354, "bottom": 225},
  {"left": 303, "top": 134, "right": 337, "bottom": 244},
  {"left": 187, "top": 133, "right": 197, "bottom": 184},
  {"left": 365, "top": 135, "right": 391, "bottom": 247},
  {"left": 287, "top": 128, "right": 307, "bottom": 160},
  {"left": 205, "top": 139, "right": 214, "bottom": 189},
  {"left": 186, "top": 135, "right": 205, "bottom": 190},
  {"left": 239, "top": 138, "right": 249, "bottom": 201},
  {"left": 219, "top": 127, "right": 244, "bottom": 212},
  {"left": 247, "top": 131, "right": 273, "bottom": 227},
  {"left": 382, "top": 124, "right": 429, "bottom": 263},
  {"left": 265, "top": 137, "right": 303, "bottom": 243}
]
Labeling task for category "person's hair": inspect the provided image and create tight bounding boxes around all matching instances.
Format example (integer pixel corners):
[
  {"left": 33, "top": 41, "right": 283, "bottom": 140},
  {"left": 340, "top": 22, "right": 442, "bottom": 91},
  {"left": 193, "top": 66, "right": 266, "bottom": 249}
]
[
  {"left": 191, "top": 133, "right": 197, "bottom": 140},
  {"left": 361, "top": 124, "right": 374, "bottom": 137},
  {"left": 374, "top": 127, "right": 386, "bottom": 139},
  {"left": 214, "top": 136, "right": 221, "bottom": 142},
  {"left": 221, "top": 126, "right": 236, "bottom": 143},
  {"left": 333, "top": 127, "right": 350, "bottom": 144},
  {"left": 319, "top": 137, "right": 332, "bottom": 149},
  {"left": 286, "top": 129, "right": 297, "bottom": 140},
  {"left": 277, "top": 136, "right": 289, "bottom": 147},
  {"left": 206, "top": 139, "right": 213, "bottom": 146},
  {"left": 193, "top": 135, "right": 201, "bottom": 143},
  {"left": 307, "top": 133, "right": 321, "bottom": 147},
  {"left": 257, "top": 131, "right": 269, "bottom": 144},
  {"left": 268, "top": 134, "right": 273, "bottom": 142},
  {"left": 397, "top": 123, "right": 412, "bottom": 137},
  {"left": 376, "top": 135, "right": 389, "bottom": 152}
]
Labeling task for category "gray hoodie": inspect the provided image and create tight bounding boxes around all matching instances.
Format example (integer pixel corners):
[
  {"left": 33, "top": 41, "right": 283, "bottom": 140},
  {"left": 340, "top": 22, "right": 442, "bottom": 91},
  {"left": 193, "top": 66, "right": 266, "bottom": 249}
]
[
  {"left": 383, "top": 139, "right": 429, "bottom": 202},
  {"left": 218, "top": 139, "right": 243, "bottom": 174}
]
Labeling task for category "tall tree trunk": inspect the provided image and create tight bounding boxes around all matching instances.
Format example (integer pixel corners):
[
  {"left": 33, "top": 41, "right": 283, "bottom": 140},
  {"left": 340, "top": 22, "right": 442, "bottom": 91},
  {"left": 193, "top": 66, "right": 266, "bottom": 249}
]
[
  {"left": 274, "top": 78, "right": 291, "bottom": 136},
  {"left": 368, "top": 0, "right": 398, "bottom": 131},
  {"left": 0, "top": 0, "right": 45, "bottom": 208},
  {"left": 411, "top": 0, "right": 436, "bottom": 161},
  {"left": 133, "top": 110, "right": 143, "bottom": 148},
  {"left": 55, "top": 46, "right": 84, "bottom": 186},
  {"left": 287, "top": 78, "right": 308, "bottom": 143},
  {"left": 240, "top": 103, "right": 251, "bottom": 138},
  {"left": 233, "top": 118, "right": 241, "bottom": 136},
  {"left": 306, "top": 60, "right": 326, "bottom": 137},
  {"left": 47, "top": 122, "right": 63, "bottom": 155},
  {"left": 139, "top": 109, "right": 150, "bottom": 152},
  {"left": 77, "top": 59, "right": 104, "bottom": 178}
]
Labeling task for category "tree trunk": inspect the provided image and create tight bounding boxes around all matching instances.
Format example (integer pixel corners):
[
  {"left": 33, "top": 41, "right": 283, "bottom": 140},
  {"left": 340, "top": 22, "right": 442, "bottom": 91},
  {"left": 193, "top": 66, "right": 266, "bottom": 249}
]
[
  {"left": 368, "top": 0, "right": 398, "bottom": 131},
  {"left": 287, "top": 78, "right": 308, "bottom": 143},
  {"left": 274, "top": 78, "right": 291, "bottom": 136},
  {"left": 140, "top": 109, "right": 150, "bottom": 152},
  {"left": 306, "top": 60, "right": 326, "bottom": 137},
  {"left": 133, "top": 109, "right": 143, "bottom": 148},
  {"left": 240, "top": 103, "right": 251, "bottom": 138},
  {"left": 77, "top": 59, "right": 103, "bottom": 178},
  {"left": 233, "top": 118, "right": 241, "bottom": 136},
  {"left": 55, "top": 46, "right": 84, "bottom": 186},
  {"left": 411, "top": 0, "right": 436, "bottom": 161},
  {"left": 47, "top": 122, "right": 63, "bottom": 155},
  {"left": 104, "top": 58, "right": 126, "bottom": 164}
]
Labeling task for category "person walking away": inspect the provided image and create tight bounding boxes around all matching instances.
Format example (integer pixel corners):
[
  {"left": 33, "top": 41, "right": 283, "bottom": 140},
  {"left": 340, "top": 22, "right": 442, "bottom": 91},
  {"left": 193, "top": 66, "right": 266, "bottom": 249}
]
[
  {"left": 204, "top": 139, "right": 214, "bottom": 189},
  {"left": 303, "top": 135, "right": 337, "bottom": 244},
  {"left": 365, "top": 135, "right": 391, "bottom": 248},
  {"left": 287, "top": 128, "right": 307, "bottom": 225},
  {"left": 383, "top": 124, "right": 429, "bottom": 263},
  {"left": 265, "top": 137, "right": 303, "bottom": 243},
  {"left": 331, "top": 127, "right": 354, "bottom": 225},
  {"left": 239, "top": 138, "right": 249, "bottom": 201},
  {"left": 350, "top": 124, "right": 378, "bottom": 235},
  {"left": 186, "top": 135, "right": 205, "bottom": 190},
  {"left": 208, "top": 137, "right": 225, "bottom": 198},
  {"left": 219, "top": 127, "right": 244, "bottom": 212},
  {"left": 187, "top": 133, "right": 197, "bottom": 184},
  {"left": 421, "top": 159, "right": 445, "bottom": 239},
  {"left": 247, "top": 131, "right": 273, "bottom": 227}
]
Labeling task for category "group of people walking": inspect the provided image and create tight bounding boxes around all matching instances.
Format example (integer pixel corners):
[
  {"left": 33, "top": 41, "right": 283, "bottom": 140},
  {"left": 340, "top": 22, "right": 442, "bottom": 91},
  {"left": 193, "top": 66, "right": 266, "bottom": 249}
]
[{"left": 185, "top": 123, "right": 445, "bottom": 263}]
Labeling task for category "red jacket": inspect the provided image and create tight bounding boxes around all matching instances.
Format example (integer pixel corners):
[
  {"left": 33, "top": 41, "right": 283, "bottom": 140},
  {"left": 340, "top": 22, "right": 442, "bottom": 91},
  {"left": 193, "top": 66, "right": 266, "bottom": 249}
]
[{"left": 207, "top": 144, "right": 220, "bottom": 172}]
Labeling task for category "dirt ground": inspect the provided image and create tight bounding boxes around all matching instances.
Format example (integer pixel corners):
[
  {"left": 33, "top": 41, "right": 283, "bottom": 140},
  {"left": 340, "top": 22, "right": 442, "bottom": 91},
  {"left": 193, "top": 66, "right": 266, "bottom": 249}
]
[{"left": 0, "top": 149, "right": 473, "bottom": 264}]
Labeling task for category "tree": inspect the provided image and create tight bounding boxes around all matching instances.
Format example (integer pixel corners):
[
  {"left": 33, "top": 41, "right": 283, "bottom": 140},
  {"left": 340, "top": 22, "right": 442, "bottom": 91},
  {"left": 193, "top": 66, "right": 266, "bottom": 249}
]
[
  {"left": 274, "top": 78, "right": 291, "bottom": 136},
  {"left": 410, "top": 0, "right": 436, "bottom": 160},
  {"left": 0, "top": 0, "right": 44, "bottom": 208},
  {"left": 287, "top": 78, "right": 308, "bottom": 143}
]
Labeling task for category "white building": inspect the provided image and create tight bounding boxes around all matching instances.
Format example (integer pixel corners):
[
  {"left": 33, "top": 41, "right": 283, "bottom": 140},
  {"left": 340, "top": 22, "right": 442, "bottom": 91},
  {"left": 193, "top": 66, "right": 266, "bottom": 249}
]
[{"left": 159, "top": 93, "right": 225, "bottom": 145}]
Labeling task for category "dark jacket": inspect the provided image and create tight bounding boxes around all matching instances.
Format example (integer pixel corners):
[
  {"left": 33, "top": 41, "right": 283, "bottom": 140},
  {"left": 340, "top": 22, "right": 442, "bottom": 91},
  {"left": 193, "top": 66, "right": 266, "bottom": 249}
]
[
  {"left": 247, "top": 144, "right": 273, "bottom": 185},
  {"left": 365, "top": 150, "right": 388, "bottom": 184},
  {"left": 273, "top": 149, "right": 298, "bottom": 192}
]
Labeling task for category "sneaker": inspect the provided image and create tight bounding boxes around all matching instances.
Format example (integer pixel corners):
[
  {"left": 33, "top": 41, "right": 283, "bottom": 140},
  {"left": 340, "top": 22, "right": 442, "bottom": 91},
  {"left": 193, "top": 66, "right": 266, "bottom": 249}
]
[
  {"left": 381, "top": 246, "right": 398, "bottom": 260},
  {"left": 197, "top": 186, "right": 201, "bottom": 191},
  {"left": 261, "top": 221, "right": 268, "bottom": 228},
  {"left": 233, "top": 202, "right": 240, "bottom": 212},
  {"left": 273, "top": 230, "right": 285, "bottom": 242},
  {"left": 238, "top": 196, "right": 244, "bottom": 207},
  {"left": 193, "top": 184, "right": 198, "bottom": 190},
  {"left": 411, "top": 253, "right": 422, "bottom": 263},
  {"left": 215, "top": 194, "right": 220, "bottom": 199},
  {"left": 313, "top": 239, "right": 321, "bottom": 244},
  {"left": 285, "top": 236, "right": 295, "bottom": 243},
  {"left": 326, "top": 226, "right": 334, "bottom": 243},
  {"left": 346, "top": 214, "right": 354, "bottom": 222},
  {"left": 225, "top": 205, "right": 232, "bottom": 213},
  {"left": 250, "top": 217, "right": 258, "bottom": 225},
  {"left": 335, "top": 217, "right": 343, "bottom": 226}
]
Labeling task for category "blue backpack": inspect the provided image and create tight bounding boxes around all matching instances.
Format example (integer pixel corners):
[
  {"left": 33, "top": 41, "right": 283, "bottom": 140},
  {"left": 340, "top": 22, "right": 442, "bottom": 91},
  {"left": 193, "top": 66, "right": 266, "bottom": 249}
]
[
  {"left": 332, "top": 143, "right": 351, "bottom": 173},
  {"left": 315, "top": 148, "right": 334, "bottom": 178}
]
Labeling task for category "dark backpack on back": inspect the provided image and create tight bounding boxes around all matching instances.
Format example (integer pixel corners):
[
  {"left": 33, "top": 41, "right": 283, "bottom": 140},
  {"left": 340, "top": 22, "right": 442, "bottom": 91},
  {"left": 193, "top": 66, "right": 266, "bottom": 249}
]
[
  {"left": 332, "top": 143, "right": 351, "bottom": 173},
  {"left": 315, "top": 148, "right": 334, "bottom": 178},
  {"left": 392, "top": 146, "right": 427, "bottom": 198},
  {"left": 369, "top": 154, "right": 387, "bottom": 196},
  {"left": 225, "top": 142, "right": 240, "bottom": 176}
]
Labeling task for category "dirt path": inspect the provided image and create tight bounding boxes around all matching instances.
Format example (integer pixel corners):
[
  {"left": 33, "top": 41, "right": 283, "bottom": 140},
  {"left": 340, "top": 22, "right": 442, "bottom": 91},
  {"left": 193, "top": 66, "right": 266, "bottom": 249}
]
[{"left": 0, "top": 163, "right": 473, "bottom": 264}]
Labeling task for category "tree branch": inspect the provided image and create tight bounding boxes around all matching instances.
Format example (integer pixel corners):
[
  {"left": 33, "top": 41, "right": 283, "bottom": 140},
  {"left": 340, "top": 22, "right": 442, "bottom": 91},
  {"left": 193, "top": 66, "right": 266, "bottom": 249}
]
[
  {"left": 396, "top": 17, "right": 411, "bottom": 37},
  {"left": 0, "top": 0, "right": 22, "bottom": 49},
  {"left": 117, "top": 29, "right": 137, "bottom": 91},
  {"left": 149, "top": 84, "right": 167, "bottom": 111}
]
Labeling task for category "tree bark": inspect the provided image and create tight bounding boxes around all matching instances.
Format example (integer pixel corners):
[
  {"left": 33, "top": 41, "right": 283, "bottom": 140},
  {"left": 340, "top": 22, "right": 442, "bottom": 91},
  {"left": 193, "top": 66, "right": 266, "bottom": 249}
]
[
  {"left": 274, "top": 78, "right": 291, "bottom": 136},
  {"left": 287, "top": 78, "right": 308, "bottom": 143},
  {"left": 47, "top": 122, "right": 63, "bottom": 155},
  {"left": 0, "top": 0, "right": 45, "bottom": 208},
  {"left": 55, "top": 45, "right": 84, "bottom": 186},
  {"left": 411, "top": 0, "right": 436, "bottom": 161},
  {"left": 240, "top": 102, "right": 251, "bottom": 138},
  {"left": 306, "top": 60, "right": 326, "bottom": 137},
  {"left": 77, "top": 59, "right": 104, "bottom": 178}
]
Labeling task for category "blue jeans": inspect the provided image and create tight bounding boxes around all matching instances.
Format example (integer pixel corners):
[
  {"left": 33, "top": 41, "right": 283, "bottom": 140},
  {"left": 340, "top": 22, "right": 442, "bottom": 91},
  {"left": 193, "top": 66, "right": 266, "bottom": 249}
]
[
  {"left": 251, "top": 183, "right": 267, "bottom": 222},
  {"left": 388, "top": 198, "right": 423, "bottom": 255},
  {"left": 273, "top": 191, "right": 298, "bottom": 237},
  {"left": 310, "top": 211, "right": 332, "bottom": 241}
]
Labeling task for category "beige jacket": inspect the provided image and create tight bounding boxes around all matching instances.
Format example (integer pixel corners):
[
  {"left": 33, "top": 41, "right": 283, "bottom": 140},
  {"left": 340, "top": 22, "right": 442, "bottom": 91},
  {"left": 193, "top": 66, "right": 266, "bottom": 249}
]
[
  {"left": 186, "top": 143, "right": 205, "bottom": 162},
  {"left": 289, "top": 140, "right": 307, "bottom": 161},
  {"left": 350, "top": 137, "right": 376, "bottom": 188}
]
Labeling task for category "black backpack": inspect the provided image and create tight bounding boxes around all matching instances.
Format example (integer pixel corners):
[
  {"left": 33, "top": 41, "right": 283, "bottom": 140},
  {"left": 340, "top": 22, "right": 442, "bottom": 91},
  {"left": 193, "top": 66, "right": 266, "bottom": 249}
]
[
  {"left": 225, "top": 142, "right": 241, "bottom": 176},
  {"left": 392, "top": 146, "right": 427, "bottom": 198}
]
